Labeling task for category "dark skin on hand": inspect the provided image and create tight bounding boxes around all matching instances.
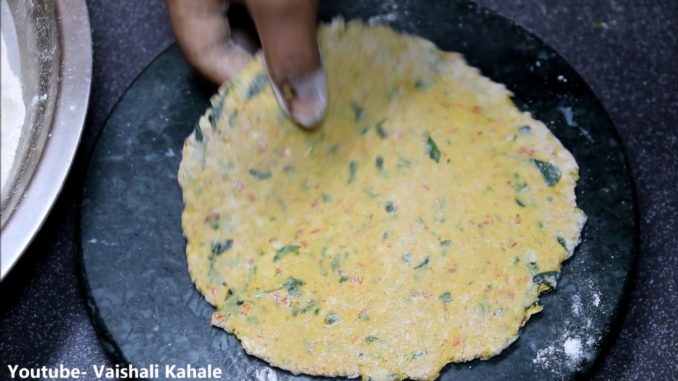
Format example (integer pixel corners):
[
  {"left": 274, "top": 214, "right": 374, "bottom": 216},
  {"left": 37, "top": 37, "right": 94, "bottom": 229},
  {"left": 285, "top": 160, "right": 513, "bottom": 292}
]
[{"left": 165, "top": 0, "right": 327, "bottom": 128}]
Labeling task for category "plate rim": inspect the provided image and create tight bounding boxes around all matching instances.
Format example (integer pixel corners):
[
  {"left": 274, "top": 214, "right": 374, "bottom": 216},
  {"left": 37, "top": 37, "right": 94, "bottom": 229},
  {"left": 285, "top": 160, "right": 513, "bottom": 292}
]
[{"left": 1, "top": 0, "right": 93, "bottom": 280}]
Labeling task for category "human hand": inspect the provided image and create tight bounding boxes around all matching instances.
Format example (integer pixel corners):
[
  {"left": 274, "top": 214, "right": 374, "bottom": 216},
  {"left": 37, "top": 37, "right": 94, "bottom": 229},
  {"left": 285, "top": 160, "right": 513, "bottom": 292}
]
[{"left": 165, "top": 0, "right": 327, "bottom": 128}]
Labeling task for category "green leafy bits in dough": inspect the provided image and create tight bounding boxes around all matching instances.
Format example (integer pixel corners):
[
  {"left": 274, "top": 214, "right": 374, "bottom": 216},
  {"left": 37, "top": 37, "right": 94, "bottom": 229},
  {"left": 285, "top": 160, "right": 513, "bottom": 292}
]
[
  {"left": 531, "top": 159, "right": 561, "bottom": 186},
  {"left": 515, "top": 198, "right": 526, "bottom": 207},
  {"left": 402, "top": 252, "right": 413, "bottom": 264},
  {"left": 292, "top": 299, "right": 319, "bottom": 316},
  {"left": 533, "top": 271, "right": 560, "bottom": 290},
  {"left": 350, "top": 100, "right": 365, "bottom": 121},
  {"left": 254, "top": 277, "right": 306, "bottom": 298},
  {"left": 518, "top": 125, "right": 532, "bottom": 135},
  {"left": 414, "top": 79, "right": 430, "bottom": 89},
  {"left": 331, "top": 253, "right": 345, "bottom": 274},
  {"left": 385, "top": 201, "right": 396, "bottom": 213},
  {"left": 211, "top": 240, "right": 233, "bottom": 256},
  {"left": 527, "top": 261, "right": 540, "bottom": 275},
  {"left": 376, "top": 119, "right": 388, "bottom": 139},
  {"left": 438, "top": 292, "right": 453, "bottom": 303},
  {"left": 426, "top": 136, "right": 441, "bottom": 163},
  {"left": 327, "top": 144, "right": 341, "bottom": 156},
  {"left": 210, "top": 96, "right": 225, "bottom": 126},
  {"left": 363, "top": 188, "right": 380, "bottom": 199},
  {"left": 193, "top": 122, "right": 203, "bottom": 143},
  {"left": 557, "top": 236, "right": 568, "bottom": 250},
  {"left": 228, "top": 111, "right": 238, "bottom": 128},
  {"left": 440, "top": 239, "right": 453, "bottom": 247},
  {"left": 513, "top": 181, "right": 528, "bottom": 192},
  {"left": 375, "top": 156, "right": 384, "bottom": 170},
  {"left": 474, "top": 304, "right": 487, "bottom": 315},
  {"left": 365, "top": 336, "right": 379, "bottom": 343},
  {"left": 273, "top": 245, "right": 301, "bottom": 262},
  {"left": 204, "top": 213, "right": 221, "bottom": 230},
  {"left": 324, "top": 313, "right": 341, "bottom": 325},
  {"left": 339, "top": 275, "right": 349, "bottom": 283},
  {"left": 414, "top": 256, "right": 430, "bottom": 269},
  {"left": 249, "top": 168, "right": 272, "bottom": 180},
  {"left": 245, "top": 73, "right": 268, "bottom": 99},
  {"left": 397, "top": 156, "right": 412, "bottom": 169},
  {"left": 284, "top": 277, "right": 305, "bottom": 298},
  {"left": 410, "top": 350, "right": 427, "bottom": 360},
  {"left": 348, "top": 161, "right": 358, "bottom": 184}
]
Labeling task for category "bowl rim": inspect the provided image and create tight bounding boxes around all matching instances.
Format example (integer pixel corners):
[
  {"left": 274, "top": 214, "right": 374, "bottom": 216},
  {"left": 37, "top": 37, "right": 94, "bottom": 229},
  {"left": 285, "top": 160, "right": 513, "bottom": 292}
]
[{"left": 0, "top": 0, "right": 92, "bottom": 279}]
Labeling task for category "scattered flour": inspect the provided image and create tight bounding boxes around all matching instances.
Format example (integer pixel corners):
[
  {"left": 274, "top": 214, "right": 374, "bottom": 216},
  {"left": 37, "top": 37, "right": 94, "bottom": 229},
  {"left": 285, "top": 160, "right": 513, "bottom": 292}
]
[
  {"left": 368, "top": 0, "right": 409, "bottom": 26},
  {"left": 533, "top": 334, "right": 586, "bottom": 371},
  {"left": 1, "top": 25, "right": 25, "bottom": 194},
  {"left": 532, "top": 277, "right": 603, "bottom": 374},
  {"left": 593, "top": 292, "right": 601, "bottom": 307},
  {"left": 563, "top": 337, "right": 583, "bottom": 363},
  {"left": 254, "top": 367, "right": 278, "bottom": 381},
  {"left": 571, "top": 294, "right": 582, "bottom": 315},
  {"left": 368, "top": 12, "right": 398, "bottom": 25},
  {"left": 534, "top": 345, "right": 557, "bottom": 366}
]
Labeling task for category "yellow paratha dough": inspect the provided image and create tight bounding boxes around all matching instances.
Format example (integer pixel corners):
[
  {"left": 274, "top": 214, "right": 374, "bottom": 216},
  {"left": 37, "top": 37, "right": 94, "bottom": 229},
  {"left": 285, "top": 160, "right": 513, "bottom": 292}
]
[{"left": 178, "top": 19, "right": 586, "bottom": 381}]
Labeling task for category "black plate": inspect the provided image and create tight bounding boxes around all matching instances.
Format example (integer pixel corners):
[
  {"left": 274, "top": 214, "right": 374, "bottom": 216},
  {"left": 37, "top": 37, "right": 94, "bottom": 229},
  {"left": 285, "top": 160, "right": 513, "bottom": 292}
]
[{"left": 80, "top": 1, "right": 636, "bottom": 380}]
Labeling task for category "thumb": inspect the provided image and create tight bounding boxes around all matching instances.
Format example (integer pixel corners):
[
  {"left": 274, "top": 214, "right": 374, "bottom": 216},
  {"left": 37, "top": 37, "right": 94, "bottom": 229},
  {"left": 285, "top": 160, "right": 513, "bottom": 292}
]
[{"left": 246, "top": 0, "right": 327, "bottom": 128}]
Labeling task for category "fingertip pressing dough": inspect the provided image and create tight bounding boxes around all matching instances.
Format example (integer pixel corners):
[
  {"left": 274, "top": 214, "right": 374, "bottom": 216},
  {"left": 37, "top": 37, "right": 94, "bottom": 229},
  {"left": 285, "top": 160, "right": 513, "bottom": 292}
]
[{"left": 179, "top": 19, "right": 586, "bottom": 381}]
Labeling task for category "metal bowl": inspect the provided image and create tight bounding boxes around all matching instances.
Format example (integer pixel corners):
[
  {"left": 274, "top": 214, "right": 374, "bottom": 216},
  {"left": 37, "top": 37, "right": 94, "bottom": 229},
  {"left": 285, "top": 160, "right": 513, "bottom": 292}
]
[{"left": 0, "top": 0, "right": 92, "bottom": 279}]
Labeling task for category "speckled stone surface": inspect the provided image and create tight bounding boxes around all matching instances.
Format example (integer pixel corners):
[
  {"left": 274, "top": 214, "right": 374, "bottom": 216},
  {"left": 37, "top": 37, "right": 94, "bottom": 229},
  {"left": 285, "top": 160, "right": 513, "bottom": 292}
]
[{"left": 0, "top": 1, "right": 675, "bottom": 381}]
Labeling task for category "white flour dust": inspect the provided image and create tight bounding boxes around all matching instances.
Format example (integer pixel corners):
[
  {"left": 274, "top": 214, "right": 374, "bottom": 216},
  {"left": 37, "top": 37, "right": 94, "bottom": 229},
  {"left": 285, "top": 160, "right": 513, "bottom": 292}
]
[
  {"left": 368, "top": 0, "right": 409, "bottom": 26},
  {"left": 532, "top": 277, "right": 603, "bottom": 375},
  {"left": 563, "top": 337, "right": 583, "bottom": 361},
  {"left": 254, "top": 367, "right": 278, "bottom": 381}
]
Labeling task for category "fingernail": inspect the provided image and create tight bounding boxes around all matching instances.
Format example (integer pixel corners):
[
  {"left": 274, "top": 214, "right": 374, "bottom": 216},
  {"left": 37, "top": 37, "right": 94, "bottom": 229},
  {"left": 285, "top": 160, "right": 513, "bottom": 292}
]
[{"left": 271, "top": 68, "right": 327, "bottom": 129}]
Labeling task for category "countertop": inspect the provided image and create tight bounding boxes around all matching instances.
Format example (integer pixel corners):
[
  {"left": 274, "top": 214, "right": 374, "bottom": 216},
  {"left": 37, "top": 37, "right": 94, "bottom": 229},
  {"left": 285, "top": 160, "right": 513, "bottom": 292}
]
[{"left": 1, "top": 1, "right": 676, "bottom": 380}]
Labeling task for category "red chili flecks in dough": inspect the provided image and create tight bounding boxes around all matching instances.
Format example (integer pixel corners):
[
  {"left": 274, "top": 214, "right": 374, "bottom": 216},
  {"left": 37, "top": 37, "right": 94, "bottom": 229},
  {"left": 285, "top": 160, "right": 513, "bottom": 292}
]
[
  {"left": 204, "top": 212, "right": 220, "bottom": 224},
  {"left": 233, "top": 180, "right": 245, "bottom": 192},
  {"left": 518, "top": 146, "right": 535, "bottom": 156},
  {"left": 358, "top": 309, "right": 369, "bottom": 319},
  {"left": 256, "top": 137, "right": 268, "bottom": 152},
  {"left": 271, "top": 291, "right": 290, "bottom": 306},
  {"left": 240, "top": 303, "right": 252, "bottom": 315}
]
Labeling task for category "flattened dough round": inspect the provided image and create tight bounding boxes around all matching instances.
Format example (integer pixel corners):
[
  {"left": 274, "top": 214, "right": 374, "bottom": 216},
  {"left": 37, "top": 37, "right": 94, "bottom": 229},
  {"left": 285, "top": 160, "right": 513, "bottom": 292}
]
[{"left": 178, "top": 20, "right": 586, "bottom": 381}]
